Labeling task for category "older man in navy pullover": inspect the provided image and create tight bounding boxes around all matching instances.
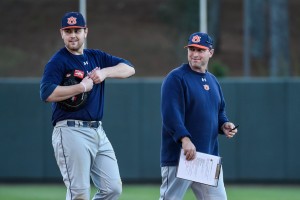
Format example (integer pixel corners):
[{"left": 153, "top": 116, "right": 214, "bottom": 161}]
[{"left": 159, "top": 32, "right": 238, "bottom": 200}]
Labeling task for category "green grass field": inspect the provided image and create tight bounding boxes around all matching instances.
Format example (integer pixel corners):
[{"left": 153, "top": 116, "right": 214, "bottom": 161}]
[{"left": 0, "top": 184, "right": 299, "bottom": 200}]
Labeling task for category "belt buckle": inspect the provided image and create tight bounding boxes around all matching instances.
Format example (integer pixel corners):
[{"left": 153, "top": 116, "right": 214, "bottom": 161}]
[
  {"left": 87, "top": 121, "right": 93, "bottom": 128},
  {"left": 78, "top": 121, "right": 98, "bottom": 128}
]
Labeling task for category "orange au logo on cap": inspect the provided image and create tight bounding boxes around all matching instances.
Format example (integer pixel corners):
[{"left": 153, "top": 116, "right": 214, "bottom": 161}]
[
  {"left": 192, "top": 35, "right": 201, "bottom": 43},
  {"left": 67, "top": 16, "right": 77, "bottom": 25}
]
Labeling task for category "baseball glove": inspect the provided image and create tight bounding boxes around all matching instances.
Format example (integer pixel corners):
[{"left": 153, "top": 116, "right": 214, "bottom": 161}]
[{"left": 58, "top": 69, "right": 89, "bottom": 112}]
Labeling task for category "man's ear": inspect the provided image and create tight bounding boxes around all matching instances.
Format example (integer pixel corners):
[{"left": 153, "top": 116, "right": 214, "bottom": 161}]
[
  {"left": 209, "top": 49, "right": 214, "bottom": 57},
  {"left": 60, "top": 29, "right": 64, "bottom": 39},
  {"left": 84, "top": 28, "right": 88, "bottom": 38}
]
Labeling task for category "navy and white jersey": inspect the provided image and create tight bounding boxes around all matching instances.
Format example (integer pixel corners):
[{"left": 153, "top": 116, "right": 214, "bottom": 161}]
[
  {"left": 40, "top": 47, "right": 133, "bottom": 126},
  {"left": 160, "top": 64, "right": 229, "bottom": 167}
]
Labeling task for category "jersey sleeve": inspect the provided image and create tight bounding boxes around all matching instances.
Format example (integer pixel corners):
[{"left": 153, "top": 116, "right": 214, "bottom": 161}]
[
  {"left": 161, "top": 73, "right": 191, "bottom": 143},
  {"left": 216, "top": 80, "right": 229, "bottom": 133},
  {"left": 40, "top": 60, "right": 64, "bottom": 101},
  {"left": 90, "top": 49, "right": 134, "bottom": 68}
]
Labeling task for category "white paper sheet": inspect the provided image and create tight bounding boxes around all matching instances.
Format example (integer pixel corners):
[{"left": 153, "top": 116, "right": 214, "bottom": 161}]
[{"left": 176, "top": 149, "right": 222, "bottom": 187}]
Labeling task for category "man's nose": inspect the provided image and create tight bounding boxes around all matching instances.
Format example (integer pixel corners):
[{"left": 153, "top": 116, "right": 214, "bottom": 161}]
[
  {"left": 70, "top": 31, "right": 76, "bottom": 37},
  {"left": 192, "top": 52, "right": 200, "bottom": 57}
]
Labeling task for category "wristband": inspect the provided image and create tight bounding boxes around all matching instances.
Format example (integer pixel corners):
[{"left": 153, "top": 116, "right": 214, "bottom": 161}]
[{"left": 80, "top": 82, "right": 86, "bottom": 92}]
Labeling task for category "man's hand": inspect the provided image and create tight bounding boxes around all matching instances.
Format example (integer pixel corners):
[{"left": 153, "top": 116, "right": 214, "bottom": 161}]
[
  {"left": 88, "top": 67, "right": 106, "bottom": 84},
  {"left": 181, "top": 137, "right": 196, "bottom": 161},
  {"left": 221, "top": 122, "right": 238, "bottom": 138}
]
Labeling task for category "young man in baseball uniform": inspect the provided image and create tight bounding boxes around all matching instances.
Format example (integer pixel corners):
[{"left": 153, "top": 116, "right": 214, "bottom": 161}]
[{"left": 40, "top": 12, "right": 135, "bottom": 200}]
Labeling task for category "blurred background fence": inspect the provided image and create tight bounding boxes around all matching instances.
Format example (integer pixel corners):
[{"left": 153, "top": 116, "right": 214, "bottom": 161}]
[
  {"left": 1, "top": 0, "right": 300, "bottom": 78},
  {"left": 0, "top": 78, "right": 300, "bottom": 183}
]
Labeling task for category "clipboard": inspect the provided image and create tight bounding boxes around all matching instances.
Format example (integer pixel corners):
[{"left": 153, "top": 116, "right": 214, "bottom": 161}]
[{"left": 176, "top": 149, "right": 222, "bottom": 187}]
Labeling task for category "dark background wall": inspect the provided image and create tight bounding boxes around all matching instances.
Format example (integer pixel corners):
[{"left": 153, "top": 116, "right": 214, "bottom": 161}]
[
  {"left": 0, "top": 78, "right": 299, "bottom": 183},
  {"left": 1, "top": 0, "right": 300, "bottom": 78}
]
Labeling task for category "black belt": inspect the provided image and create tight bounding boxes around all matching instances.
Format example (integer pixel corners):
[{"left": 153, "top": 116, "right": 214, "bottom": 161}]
[{"left": 67, "top": 120, "right": 100, "bottom": 128}]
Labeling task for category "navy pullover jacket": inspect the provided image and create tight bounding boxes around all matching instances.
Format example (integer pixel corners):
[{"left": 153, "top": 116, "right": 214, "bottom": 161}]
[{"left": 160, "top": 64, "right": 229, "bottom": 167}]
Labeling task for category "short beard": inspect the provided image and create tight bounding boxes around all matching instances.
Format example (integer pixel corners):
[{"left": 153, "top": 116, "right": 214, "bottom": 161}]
[{"left": 65, "top": 42, "right": 84, "bottom": 54}]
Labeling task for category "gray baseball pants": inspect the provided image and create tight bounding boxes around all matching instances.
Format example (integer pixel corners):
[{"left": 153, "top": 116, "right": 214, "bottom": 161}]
[
  {"left": 53, "top": 120, "right": 122, "bottom": 200},
  {"left": 159, "top": 166, "right": 227, "bottom": 200}
]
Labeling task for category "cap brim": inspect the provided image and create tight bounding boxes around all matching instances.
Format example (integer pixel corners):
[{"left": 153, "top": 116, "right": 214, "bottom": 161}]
[
  {"left": 184, "top": 44, "right": 209, "bottom": 50},
  {"left": 61, "top": 26, "right": 87, "bottom": 30}
]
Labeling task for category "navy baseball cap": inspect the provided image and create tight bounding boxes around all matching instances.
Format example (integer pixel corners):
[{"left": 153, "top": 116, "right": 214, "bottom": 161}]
[
  {"left": 61, "top": 12, "right": 86, "bottom": 30},
  {"left": 185, "top": 32, "right": 213, "bottom": 50}
]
